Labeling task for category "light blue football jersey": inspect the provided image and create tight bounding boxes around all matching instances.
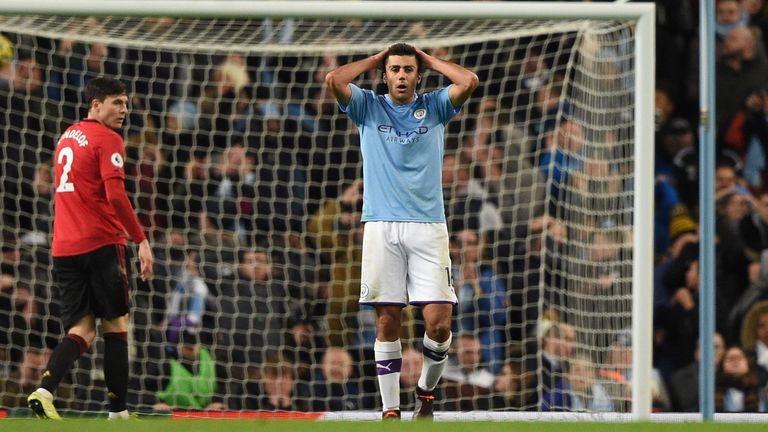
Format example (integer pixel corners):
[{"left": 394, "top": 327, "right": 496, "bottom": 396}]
[{"left": 340, "top": 83, "right": 461, "bottom": 222}]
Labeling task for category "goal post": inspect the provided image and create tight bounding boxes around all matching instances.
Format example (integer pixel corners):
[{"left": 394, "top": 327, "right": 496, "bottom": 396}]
[{"left": 0, "top": 1, "right": 654, "bottom": 419}]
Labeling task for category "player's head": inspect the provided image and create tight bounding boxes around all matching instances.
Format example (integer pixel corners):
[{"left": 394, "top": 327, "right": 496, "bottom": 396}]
[
  {"left": 382, "top": 43, "right": 422, "bottom": 105},
  {"left": 384, "top": 43, "right": 422, "bottom": 73},
  {"left": 84, "top": 77, "right": 128, "bottom": 129}
]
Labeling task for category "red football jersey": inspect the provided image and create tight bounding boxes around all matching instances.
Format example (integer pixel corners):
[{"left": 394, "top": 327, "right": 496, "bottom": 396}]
[{"left": 52, "top": 119, "right": 129, "bottom": 256}]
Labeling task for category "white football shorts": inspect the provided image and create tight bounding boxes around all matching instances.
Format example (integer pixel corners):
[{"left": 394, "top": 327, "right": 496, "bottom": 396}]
[{"left": 359, "top": 221, "right": 457, "bottom": 306}]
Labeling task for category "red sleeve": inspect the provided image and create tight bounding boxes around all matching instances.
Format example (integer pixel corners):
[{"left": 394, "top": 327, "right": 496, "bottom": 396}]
[
  {"left": 99, "top": 132, "right": 126, "bottom": 182},
  {"left": 104, "top": 177, "right": 147, "bottom": 244}
]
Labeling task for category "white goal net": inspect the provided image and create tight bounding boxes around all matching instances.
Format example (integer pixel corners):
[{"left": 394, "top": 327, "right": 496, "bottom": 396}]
[{"left": 0, "top": 1, "right": 653, "bottom": 417}]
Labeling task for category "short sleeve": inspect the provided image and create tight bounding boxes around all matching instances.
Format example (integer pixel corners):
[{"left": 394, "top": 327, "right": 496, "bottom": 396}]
[
  {"left": 99, "top": 132, "right": 126, "bottom": 181},
  {"left": 431, "top": 86, "right": 461, "bottom": 125},
  {"left": 338, "top": 83, "right": 368, "bottom": 125}
]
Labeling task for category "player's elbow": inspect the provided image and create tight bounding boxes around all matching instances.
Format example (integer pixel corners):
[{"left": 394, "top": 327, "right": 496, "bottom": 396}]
[
  {"left": 108, "top": 195, "right": 124, "bottom": 212},
  {"left": 106, "top": 188, "right": 127, "bottom": 212},
  {"left": 324, "top": 71, "right": 351, "bottom": 105},
  {"left": 325, "top": 71, "right": 341, "bottom": 90},
  {"left": 463, "top": 72, "right": 480, "bottom": 94}
]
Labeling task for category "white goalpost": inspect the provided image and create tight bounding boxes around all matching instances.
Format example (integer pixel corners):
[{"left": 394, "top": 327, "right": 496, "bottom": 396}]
[{"left": 0, "top": 1, "right": 654, "bottom": 420}]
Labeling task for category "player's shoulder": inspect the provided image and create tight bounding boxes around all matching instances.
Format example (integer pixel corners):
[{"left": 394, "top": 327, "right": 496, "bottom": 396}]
[
  {"left": 77, "top": 120, "right": 124, "bottom": 145},
  {"left": 421, "top": 86, "right": 450, "bottom": 100}
]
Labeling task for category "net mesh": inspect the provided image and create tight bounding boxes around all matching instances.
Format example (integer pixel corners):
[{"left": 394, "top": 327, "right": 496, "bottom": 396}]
[{"left": 0, "top": 14, "right": 637, "bottom": 414}]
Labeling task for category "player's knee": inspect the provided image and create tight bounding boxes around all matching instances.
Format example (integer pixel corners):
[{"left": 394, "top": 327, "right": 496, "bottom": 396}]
[
  {"left": 426, "top": 321, "right": 452, "bottom": 342},
  {"left": 70, "top": 329, "right": 96, "bottom": 347}
]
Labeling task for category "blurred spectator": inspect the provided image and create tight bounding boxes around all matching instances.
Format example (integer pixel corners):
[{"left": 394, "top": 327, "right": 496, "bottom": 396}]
[
  {"left": 717, "top": 26, "right": 768, "bottom": 134},
  {"left": 462, "top": 96, "right": 506, "bottom": 163},
  {"left": 150, "top": 328, "right": 227, "bottom": 411},
  {"left": 718, "top": 0, "right": 750, "bottom": 47},
  {"left": 57, "top": 42, "right": 120, "bottom": 121},
  {"left": 163, "top": 250, "right": 211, "bottom": 340},
  {"left": 740, "top": 300, "right": 768, "bottom": 399},
  {"left": 686, "top": 0, "right": 750, "bottom": 102},
  {"left": 246, "top": 101, "right": 300, "bottom": 238},
  {"left": 739, "top": 190, "right": 768, "bottom": 263},
  {"left": 507, "top": 215, "right": 568, "bottom": 342},
  {"left": 715, "top": 345, "right": 761, "bottom": 412},
  {"left": 398, "top": 346, "right": 423, "bottom": 412},
  {"left": 567, "top": 352, "right": 614, "bottom": 412},
  {"left": 170, "top": 152, "right": 210, "bottom": 232},
  {"left": 715, "top": 163, "right": 751, "bottom": 201},
  {"left": 668, "top": 333, "right": 726, "bottom": 412},
  {"left": 204, "top": 144, "right": 256, "bottom": 238},
  {"left": 600, "top": 332, "right": 672, "bottom": 412},
  {"left": 716, "top": 190, "right": 752, "bottom": 341},
  {"left": 215, "top": 248, "right": 289, "bottom": 366},
  {"left": 127, "top": 141, "right": 172, "bottom": 239},
  {"left": 528, "top": 320, "right": 575, "bottom": 411},
  {"left": 0, "top": 49, "right": 60, "bottom": 230},
  {"left": 18, "top": 159, "right": 54, "bottom": 244},
  {"left": 658, "top": 242, "right": 700, "bottom": 373},
  {"left": 654, "top": 85, "right": 680, "bottom": 136},
  {"left": 452, "top": 228, "right": 508, "bottom": 374},
  {"left": 570, "top": 156, "right": 627, "bottom": 230},
  {"left": 198, "top": 54, "right": 252, "bottom": 150},
  {"left": 441, "top": 334, "right": 494, "bottom": 410},
  {"left": 489, "top": 360, "right": 526, "bottom": 410},
  {"left": 0, "top": 346, "right": 72, "bottom": 409},
  {"left": 442, "top": 151, "right": 501, "bottom": 234},
  {"left": 303, "top": 346, "right": 367, "bottom": 411},
  {"left": 0, "top": 239, "right": 60, "bottom": 371},
  {"left": 241, "top": 355, "right": 309, "bottom": 411},
  {"left": 497, "top": 124, "right": 546, "bottom": 227},
  {"left": 728, "top": 248, "right": 768, "bottom": 335},
  {"left": 537, "top": 118, "right": 585, "bottom": 205},
  {"left": 746, "top": 0, "right": 768, "bottom": 49},
  {"left": 740, "top": 87, "right": 768, "bottom": 188}
]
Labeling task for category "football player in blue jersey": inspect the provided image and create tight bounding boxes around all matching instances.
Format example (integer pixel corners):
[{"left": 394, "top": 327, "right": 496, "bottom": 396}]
[{"left": 326, "top": 43, "right": 478, "bottom": 420}]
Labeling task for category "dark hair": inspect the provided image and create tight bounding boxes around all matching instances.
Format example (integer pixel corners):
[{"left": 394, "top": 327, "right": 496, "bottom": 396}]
[
  {"left": 385, "top": 43, "right": 422, "bottom": 73},
  {"left": 84, "top": 77, "right": 126, "bottom": 105}
]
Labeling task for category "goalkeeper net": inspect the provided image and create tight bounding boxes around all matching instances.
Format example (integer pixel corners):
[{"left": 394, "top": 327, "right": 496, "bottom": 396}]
[{"left": 0, "top": 2, "right": 653, "bottom": 416}]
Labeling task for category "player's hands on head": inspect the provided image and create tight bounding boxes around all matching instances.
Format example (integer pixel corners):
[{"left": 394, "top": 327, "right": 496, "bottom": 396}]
[
  {"left": 374, "top": 47, "right": 390, "bottom": 69},
  {"left": 414, "top": 47, "right": 434, "bottom": 69},
  {"left": 138, "top": 239, "right": 154, "bottom": 281}
]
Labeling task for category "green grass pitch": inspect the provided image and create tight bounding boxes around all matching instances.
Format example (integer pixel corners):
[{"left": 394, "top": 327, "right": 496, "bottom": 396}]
[{"left": 2, "top": 420, "right": 768, "bottom": 432}]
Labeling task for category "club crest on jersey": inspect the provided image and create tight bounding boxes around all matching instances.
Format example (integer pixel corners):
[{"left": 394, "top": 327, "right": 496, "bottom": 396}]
[
  {"left": 414, "top": 109, "right": 426, "bottom": 120},
  {"left": 110, "top": 152, "right": 124, "bottom": 168}
]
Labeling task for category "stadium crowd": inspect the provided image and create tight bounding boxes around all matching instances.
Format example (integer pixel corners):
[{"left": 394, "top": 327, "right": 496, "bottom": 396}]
[{"left": 2, "top": 0, "right": 768, "bottom": 415}]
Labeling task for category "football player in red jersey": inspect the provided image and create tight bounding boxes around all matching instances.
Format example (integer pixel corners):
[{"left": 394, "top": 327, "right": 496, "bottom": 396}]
[{"left": 27, "top": 77, "right": 154, "bottom": 420}]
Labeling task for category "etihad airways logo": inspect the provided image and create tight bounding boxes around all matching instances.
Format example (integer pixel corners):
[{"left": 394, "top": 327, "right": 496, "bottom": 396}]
[{"left": 377, "top": 124, "right": 429, "bottom": 144}]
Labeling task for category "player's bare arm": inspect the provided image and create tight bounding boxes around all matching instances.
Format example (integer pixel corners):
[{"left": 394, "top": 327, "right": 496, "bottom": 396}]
[
  {"left": 415, "top": 47, "right": 479, "bottom": 107},
  {"left": 325, "top": 48, "right": 389, "bottom": 105}
]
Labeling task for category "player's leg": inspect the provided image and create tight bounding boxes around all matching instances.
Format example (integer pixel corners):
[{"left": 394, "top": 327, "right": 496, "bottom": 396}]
[
  {"left": 415, "top": 303, "right": 453, "bottom": 418},
  {"left": 102, "top": 314, "right": 130, "bottom": 419},
  {"left": 375, "top": 305, "right": 403, "bottom": 419},
  {"left": 90, "top": 245, "right": 132, "bottom": 420},
  {"left": 404, "top": 222, "right": 455, "bottom": 419},
  {"left": 29, "top": 254, "right": 96, "bottom": 420},
  {"left": 29, "top": 314, "right": 96, "bottom": 420},
  {"left": 360, "top": 222, "right": 408, "bottom": 419}
]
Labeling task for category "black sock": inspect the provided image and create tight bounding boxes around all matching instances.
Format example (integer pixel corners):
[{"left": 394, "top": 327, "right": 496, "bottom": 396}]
[
  {"left": 104, "top": 332, "right": 128, "bottom": 412},
  {"left": 41, "top": 334, "right": 88, "bottom": 393}
]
